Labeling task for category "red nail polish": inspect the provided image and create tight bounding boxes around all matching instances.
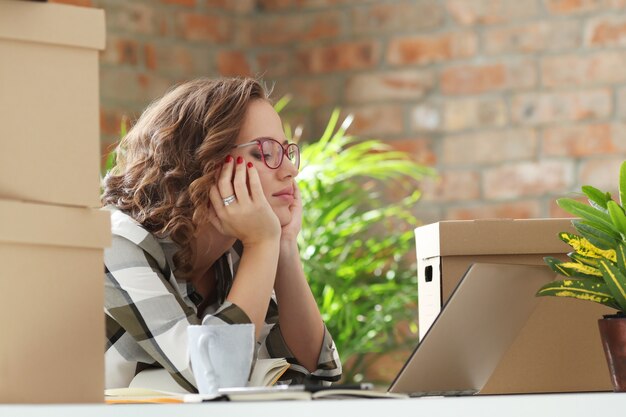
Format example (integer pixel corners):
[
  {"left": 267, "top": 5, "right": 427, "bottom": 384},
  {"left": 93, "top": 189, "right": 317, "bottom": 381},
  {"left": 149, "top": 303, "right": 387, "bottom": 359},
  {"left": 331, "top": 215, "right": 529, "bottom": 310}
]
[
  {"left": 247, "top": 162, "right": 253, "bottom": 168},
  {"left": 225, "top": 155, "right": 233, "bottom": 163},
  {"left": 236, "top": 156, "right": 243, "bottom": 164}
]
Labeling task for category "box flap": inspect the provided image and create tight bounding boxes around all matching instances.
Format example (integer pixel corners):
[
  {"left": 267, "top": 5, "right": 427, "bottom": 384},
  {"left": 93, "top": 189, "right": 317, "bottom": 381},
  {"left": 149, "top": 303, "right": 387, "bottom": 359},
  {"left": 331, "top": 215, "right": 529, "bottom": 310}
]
[
  {"left": 0, "top": 1, "right": 105, "bottom": 50},
  {"left": 0, "top": 199, "right": 111, "bottom": 249},
  {"left": 415, "top": 218, "right": 575, "bottom": 259}
]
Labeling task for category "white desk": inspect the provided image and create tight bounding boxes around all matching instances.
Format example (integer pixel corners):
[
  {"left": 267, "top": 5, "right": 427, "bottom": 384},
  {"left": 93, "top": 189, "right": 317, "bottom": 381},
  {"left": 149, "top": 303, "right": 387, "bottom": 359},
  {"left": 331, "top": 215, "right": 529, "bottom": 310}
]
[{"left": 1, "top": 392, "right": 625, "bottom": 417}]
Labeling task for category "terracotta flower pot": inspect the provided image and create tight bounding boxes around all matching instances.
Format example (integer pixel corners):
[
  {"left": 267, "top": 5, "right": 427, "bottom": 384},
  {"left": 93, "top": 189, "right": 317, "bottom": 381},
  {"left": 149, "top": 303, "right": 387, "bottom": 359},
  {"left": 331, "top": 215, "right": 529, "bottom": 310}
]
[{"left": 598, "top": 313, "right": 626, "bottom": 392}]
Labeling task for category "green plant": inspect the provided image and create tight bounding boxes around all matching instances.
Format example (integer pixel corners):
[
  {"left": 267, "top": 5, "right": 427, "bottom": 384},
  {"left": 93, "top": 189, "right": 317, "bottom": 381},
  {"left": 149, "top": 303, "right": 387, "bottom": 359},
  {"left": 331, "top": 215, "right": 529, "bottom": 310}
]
[
  {"left": 294, "top": 109, "right": 434, "bottom": 382},
  {"left": 537, "top": 161, "right": 626, "bottom": 314}
]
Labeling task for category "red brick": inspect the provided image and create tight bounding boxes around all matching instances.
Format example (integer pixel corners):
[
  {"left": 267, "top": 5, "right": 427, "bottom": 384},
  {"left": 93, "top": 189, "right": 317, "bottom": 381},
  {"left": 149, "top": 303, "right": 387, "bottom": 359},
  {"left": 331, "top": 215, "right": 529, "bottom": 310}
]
[
  {"left": 586, "top": 15, "right": 626, "bottom": 46},
  {"left": 616, "top": 87, "right": 626, "bottom": 119},
  {"left": 217, "top": 51, "right": 252, "bottom": 77},
  {"left": 542, "top": 123, "right": 619, "bottom": 156},
  {"left": 545, "top": 0, "right": 606, "bottom": 14},
  {"left": 351, "top": 1, "right": 444, "bottom": 34},
  {"left": 580, "top": 157, "right": 626, "bottom": 192},
  {"left": 445, "top": 0, "right": 539, "bottom": 25},
  {"left": 318, "top": 105, "right": 405, "bottom": 138},
  {"left": 541, "top": 51, "right": 626, "bottom": 88},
  {"left": 511, "top": 89, "right": 612, "bottom": 126},
  {"left": 278, "top": 78, "right": 341, "bottom": 108},
  {"left": 100, "top": 37, "right": 140, "bottom": 66},
  {"left": 484, "top": 20, "right": 580, "bottom": 55},
  {"left": 410, "top": 103, "right": 442, "bottom": 132},
  {"left": 387, "top": 32, "right": 477, "bottom": 66},
  {"left": 609, "top": 123, "right": 626, "bottom": 152},
  {"left": 206, "top": 0, "right": 255, "bottom": 13},
  {"left": 106, "top": 3, "right": 165, "bottom": 36},
  {"left": 441, "top": 59, "right": 535, "bottom": 95},
  {"left": 345, "top": 70, "right": 435, "bottom": 103},
  {"left": 142, "top": 44, "right": 208, "bottom": 76},
  {"left": 384, "top": 138, "right": 438, "bottom": 166},
  {"left": 178, "top": 12, "right": 232, "bottom": 42},
  {"left": 161, "top": 0, "right": 196, "bottom": 7},
  {"left": 483, "top": 161, "right": 575, "bottom": 199},
  {"left": 442, "top": 128, "right": 537, "bottom": 165},
  {"left": 256, "top": 51, "right": 292, "bottom": 78},
  {"left": 296, "top": 41, "right": 380, "bottom": 74},
  {"left": 251, "top": 11, "right": 343, "bottom": 46},
  {"left": 442, "top": 97, "right": 508, "bottom": 132},
  {"left": 446, "top": 201, "right": 542, "bottom": 220},
  {"left": 258, "top": 0, "right": 353, "bottom": 10},
  {"left": 100, "top": 69, "right": 172, "bottom": 104},
  {"left": 420, "top": 170, "right": 481, "bottom": 202}
]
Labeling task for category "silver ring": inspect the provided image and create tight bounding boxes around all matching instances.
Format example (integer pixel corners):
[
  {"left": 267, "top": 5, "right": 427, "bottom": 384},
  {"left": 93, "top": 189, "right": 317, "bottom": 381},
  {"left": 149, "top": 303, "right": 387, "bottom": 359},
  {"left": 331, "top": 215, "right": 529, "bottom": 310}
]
[{"left": 222, "top": 194, "right": 236, "bottom": 206}]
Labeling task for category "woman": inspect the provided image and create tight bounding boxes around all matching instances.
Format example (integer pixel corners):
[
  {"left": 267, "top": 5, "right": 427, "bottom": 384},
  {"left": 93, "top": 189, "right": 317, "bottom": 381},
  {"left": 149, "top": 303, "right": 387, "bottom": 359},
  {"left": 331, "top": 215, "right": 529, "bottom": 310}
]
[{"left": 102, "top": 78, "right": 342, "bottom": 392}]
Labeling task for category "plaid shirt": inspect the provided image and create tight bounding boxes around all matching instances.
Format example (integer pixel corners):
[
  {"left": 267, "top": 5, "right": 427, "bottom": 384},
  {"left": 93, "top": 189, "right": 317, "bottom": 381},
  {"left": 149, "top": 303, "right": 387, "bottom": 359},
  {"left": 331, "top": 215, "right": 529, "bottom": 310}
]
[{"left": 104, "top": 207, "right": 342, "bottom": 391}]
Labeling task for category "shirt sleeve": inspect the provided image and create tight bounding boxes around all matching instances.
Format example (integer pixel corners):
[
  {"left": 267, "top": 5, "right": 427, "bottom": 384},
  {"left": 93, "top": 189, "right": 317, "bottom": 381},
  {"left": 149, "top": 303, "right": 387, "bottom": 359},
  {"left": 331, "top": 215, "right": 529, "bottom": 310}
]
[{"left": 258, "top": 299, "right": 343, "bottom": 385}]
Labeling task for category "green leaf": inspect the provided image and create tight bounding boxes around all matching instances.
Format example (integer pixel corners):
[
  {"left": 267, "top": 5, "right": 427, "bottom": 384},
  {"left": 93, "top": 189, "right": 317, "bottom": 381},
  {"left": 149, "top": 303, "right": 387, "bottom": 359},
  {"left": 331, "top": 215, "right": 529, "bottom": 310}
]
[
  {"left": 557, "top": 198, "right": 617, "bottom": 233},
  {"left": 582, "top": 185, "right": 611, "bottom": 211},
  {"left": 598, "top": 260, "right": 626, "bottom": 312},
  {"left": 537, "top": 279, "right": 620, "bottom": 310},
  {"left": 619, "top": 161, "right": 626, "bottom": 207},
  {"left": 544, "top": 256, "right": 573, "bottom": 277},
  {"left": 572, "top": 220, "right": 619, "bottom": 250},
  {"left": 607, "top": 200, "right": 626, "bottom": 237},
  {"left": 273, "top": 95, "right": 291, "bottom": 114},
  {"left": 569, "top": 252, "right": 599, "bottom": 268},
  {"left": 616, "top": 243, "right": 626, "bottom": 277}
]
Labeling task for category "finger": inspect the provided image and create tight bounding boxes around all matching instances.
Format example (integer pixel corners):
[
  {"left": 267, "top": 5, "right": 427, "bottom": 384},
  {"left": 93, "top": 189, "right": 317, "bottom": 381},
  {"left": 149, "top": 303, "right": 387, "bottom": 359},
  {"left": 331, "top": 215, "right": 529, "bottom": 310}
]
[
  {"left": 246, "top": 162, "right": 266, "bottom": 202},
  {"left": 217, "top": 155, "right": 235, "bottom": 198},
  {"left": 209, "top": 186, "right": 227, "bottom": 216},
  {"left": 233, "top": 157, "right": 251, "bottom": 204}
]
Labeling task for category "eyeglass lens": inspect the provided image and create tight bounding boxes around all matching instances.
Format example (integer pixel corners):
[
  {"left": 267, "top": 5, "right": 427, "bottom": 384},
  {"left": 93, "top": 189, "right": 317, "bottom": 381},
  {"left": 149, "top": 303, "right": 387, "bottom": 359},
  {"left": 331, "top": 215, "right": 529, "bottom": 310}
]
[{"left": 261, "top": 140, "right": 299, "bottom": 169}]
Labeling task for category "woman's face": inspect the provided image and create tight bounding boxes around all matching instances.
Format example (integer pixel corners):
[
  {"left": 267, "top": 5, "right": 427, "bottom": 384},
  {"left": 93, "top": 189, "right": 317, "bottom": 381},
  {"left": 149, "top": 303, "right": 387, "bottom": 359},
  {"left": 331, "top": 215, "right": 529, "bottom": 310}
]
[{"left": 230, "top": 99, "right": 299, "bottom": 226}]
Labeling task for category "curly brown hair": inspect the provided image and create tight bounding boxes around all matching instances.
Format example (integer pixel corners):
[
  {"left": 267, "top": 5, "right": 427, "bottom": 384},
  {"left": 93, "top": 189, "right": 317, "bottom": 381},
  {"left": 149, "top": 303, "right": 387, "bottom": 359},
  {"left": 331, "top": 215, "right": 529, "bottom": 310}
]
[{"left": 102, "top": 77, "right": 268, "bottom": 278}]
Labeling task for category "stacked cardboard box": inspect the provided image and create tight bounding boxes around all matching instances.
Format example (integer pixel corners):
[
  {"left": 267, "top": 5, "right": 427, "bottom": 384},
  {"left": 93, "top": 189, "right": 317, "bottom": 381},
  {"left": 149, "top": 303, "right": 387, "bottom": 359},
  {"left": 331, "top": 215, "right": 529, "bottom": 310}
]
[
  {"left": 0, "top": 1, "right": 109, "bottom": 403},
  {"left": 415, "top": 219, "right": 613, "bottom": 394}
]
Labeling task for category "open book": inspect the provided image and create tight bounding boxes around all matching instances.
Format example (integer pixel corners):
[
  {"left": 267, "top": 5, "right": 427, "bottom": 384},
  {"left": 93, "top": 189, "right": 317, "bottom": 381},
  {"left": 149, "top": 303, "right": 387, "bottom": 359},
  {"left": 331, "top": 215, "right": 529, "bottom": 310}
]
[{"left": 105, "top": 358, "right": 290, "bottom": 403}]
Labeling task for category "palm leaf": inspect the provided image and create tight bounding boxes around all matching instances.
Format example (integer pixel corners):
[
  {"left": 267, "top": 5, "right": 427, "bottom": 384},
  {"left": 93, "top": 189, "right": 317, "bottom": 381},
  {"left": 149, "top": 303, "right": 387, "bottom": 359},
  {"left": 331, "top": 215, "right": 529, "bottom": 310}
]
[{"left": 537, "top": 279, "right": 620, "bottom": 310}]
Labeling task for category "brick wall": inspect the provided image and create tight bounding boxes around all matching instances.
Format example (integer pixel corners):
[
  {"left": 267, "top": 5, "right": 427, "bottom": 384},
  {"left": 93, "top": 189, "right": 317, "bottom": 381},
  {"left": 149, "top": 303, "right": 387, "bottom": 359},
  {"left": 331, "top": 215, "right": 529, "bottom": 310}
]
[{"left": 52, "top": 0, "right": 626, "bottom": 222}]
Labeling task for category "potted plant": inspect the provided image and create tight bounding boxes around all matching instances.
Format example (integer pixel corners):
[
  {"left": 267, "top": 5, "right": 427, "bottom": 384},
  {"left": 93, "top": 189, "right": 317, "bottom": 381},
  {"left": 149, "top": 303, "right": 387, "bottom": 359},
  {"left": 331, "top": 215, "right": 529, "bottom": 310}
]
[
  {"left": 537, "top": 160, "right": 626, "bottom": 392},
  {"left": 290, "top": 107, "right": 435, "bottom": 382}
]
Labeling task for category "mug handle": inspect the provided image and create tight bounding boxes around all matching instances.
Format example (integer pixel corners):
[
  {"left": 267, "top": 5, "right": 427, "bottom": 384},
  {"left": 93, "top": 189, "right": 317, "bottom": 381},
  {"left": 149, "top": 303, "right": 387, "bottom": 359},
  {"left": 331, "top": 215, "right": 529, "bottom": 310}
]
[{"left": 197, "top": 333, "right": 218, "bottom": 392}]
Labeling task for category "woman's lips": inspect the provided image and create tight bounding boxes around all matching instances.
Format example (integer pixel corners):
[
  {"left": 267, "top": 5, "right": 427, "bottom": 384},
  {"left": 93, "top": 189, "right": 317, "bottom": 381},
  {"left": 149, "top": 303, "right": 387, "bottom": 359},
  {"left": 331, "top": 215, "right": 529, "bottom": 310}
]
[{"left": 273, "top": 186, "right": 294, "bottom": 203}]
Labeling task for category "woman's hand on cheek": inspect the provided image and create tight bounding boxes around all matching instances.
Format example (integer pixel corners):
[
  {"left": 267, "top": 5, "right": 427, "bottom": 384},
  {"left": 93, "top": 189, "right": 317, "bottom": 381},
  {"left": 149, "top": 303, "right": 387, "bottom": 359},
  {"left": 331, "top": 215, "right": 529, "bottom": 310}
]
[
  {"left": 208, "top": 157, "right": 281, "bottom": 246},
  {"left": 280, "top": 183, "right": 303, "bottom": 245}
]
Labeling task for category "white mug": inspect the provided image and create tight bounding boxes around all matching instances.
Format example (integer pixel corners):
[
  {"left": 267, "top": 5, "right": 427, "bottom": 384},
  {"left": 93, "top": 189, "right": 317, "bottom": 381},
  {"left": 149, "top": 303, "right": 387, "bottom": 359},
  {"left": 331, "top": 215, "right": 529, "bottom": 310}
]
[{"left": 187, "top": 323, "right": 255, "bottom": 395}]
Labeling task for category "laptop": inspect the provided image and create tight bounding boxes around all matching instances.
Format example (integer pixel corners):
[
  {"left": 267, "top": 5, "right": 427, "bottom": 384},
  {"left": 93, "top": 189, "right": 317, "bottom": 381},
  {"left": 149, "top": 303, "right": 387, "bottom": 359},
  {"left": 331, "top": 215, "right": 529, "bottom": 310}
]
[{"left": 388, "top": 263, "right": 556, "bottom": 396}]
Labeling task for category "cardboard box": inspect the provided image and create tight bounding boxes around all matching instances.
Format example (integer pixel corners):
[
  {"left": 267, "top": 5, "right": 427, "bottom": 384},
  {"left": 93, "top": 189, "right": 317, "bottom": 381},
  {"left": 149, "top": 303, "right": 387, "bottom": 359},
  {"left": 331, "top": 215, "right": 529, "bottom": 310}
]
[
  {"left": 0, "top": 199, "right": 111, "bottom": 403},
  {"left": 415, "top": 219, "right": 614, "bottom": 394},
  {"left": 0, "top": 1, "right": 105, "bottom": 207}
]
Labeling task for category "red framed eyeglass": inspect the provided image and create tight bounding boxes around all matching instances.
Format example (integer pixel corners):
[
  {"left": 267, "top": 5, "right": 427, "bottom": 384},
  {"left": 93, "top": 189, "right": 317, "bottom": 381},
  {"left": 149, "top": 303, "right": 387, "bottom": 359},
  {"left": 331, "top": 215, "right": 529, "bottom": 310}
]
[{"left": 232, "top": 137, "right": 300, "bottom": 170}]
